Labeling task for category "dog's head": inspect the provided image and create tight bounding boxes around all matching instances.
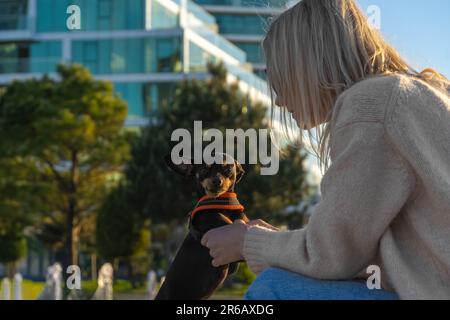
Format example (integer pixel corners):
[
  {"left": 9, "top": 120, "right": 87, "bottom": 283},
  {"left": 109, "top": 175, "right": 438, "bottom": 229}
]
[{"left": 164, "top": 153, "right": 244, "bottom": 198}]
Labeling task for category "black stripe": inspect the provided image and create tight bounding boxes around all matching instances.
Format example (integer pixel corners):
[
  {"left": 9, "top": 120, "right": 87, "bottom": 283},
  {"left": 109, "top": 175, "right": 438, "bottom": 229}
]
[{"left": 197, "top": 199, "right": 241, "bottom": 207}]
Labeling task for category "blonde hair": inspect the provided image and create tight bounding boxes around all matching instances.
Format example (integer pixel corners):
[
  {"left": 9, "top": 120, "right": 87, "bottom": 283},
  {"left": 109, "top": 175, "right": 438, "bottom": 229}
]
[{"left": 263, "top": 0, "right": 449, "bottom": 172}]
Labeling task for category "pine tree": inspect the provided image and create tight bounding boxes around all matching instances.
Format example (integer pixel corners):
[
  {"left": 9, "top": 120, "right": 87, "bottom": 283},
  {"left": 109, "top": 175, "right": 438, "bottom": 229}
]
[{"left": 0, "top": 64, "right": 133, "bottom": 268}]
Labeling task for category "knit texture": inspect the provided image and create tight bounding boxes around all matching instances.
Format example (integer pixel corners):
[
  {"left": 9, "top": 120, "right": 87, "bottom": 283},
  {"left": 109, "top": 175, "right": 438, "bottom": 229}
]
[{"left": 243, "top": 74, "right": 450, "bottom": 300}]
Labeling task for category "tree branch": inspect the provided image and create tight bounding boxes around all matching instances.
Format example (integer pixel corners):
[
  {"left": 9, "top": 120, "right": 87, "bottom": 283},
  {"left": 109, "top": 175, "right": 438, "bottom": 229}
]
[{"left": 42, "top": 158, "right": 68, "bottom": 192}]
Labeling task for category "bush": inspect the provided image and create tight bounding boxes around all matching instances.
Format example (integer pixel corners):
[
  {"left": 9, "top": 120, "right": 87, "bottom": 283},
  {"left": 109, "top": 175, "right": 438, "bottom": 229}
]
[{"left": 0, "top": 233, "right": 26, "bottom": 264}]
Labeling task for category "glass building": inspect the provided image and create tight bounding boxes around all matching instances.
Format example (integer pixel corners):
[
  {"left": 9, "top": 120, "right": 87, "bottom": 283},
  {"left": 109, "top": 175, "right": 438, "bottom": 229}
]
[
  {"left": 0, "top": 0, "right": 270, "bottom": 127},
  {"left": 193, "top": 0, "right": 294, "bottom": 78}
]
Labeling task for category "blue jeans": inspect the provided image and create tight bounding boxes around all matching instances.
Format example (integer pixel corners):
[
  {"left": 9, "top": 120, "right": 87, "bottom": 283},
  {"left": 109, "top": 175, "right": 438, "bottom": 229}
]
[{"left": 244, "top": 268, "right": 399, "bottom": 300}]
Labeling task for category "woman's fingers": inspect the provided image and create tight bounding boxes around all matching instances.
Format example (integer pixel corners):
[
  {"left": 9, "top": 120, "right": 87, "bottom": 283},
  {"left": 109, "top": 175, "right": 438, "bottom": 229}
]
[
  {"left": 212, "top": 258, "right": 223, "bottom": 267},
  {"left": 248, "top": 219, "right": 279, "bottom": 231},
  {"left": 200, "top": 220, "right": 251, "bottom": 266},
  {"left": 200, "top": 234, "right": 208, "bottom": 247}
]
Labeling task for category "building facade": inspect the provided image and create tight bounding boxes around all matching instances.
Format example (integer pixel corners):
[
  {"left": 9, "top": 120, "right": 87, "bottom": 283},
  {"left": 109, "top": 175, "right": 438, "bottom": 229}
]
[
  {"left": 0, "top": 0, "right": 271, "bottom": 127},
  {"left": 194, "top": 0, "right": 293, "bottom": 78}
]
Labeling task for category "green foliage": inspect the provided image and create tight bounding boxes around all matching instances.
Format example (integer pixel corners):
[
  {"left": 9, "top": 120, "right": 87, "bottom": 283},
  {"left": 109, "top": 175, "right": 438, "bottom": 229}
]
[
  {"left": 233, "top": 263, "right": 257, "bottom": 285},
  {"left": 97, "top": 184, "right": 152, "bottom": 288},
  {"left": 0, "top": 233, "right": 26, "bottom": 263},
  {"left": 96, "top": 184, "right": 143, "bottom": 260},
  {"left": 0, "top": 64, "right": 133, "bottom": 265},
  {"left": 0, "top": 157, "right": 45, "bottom": 265},
  {"left": 127, "top": 227, "right": 152, "bottom": 288}
]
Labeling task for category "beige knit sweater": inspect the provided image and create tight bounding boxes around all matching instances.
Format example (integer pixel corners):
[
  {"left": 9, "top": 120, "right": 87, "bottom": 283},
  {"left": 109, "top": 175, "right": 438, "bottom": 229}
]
[{"left": 243, "top": 74, "right": 450, "bottom": 300}]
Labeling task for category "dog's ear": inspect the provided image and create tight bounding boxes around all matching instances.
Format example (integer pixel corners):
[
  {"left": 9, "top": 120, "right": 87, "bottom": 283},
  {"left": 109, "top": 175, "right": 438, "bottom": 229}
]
[
  {"left": 164, "top": 154, "right": 194, "bottom": 178},
  {"left": 234, "top": 160, "right": 245, "bottom": 184}
]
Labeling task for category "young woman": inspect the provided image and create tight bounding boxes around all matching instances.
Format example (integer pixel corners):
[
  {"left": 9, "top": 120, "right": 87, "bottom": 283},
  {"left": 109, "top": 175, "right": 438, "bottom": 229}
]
[{"left": 201, "top": 0, "right": 450, "bottom": 300}]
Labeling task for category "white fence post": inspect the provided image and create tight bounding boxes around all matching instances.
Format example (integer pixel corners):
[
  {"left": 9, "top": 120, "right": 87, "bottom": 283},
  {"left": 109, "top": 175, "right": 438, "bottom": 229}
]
[
  {"left": 37, "top": 263, "right": 63, "bottom": 300},
  {"left": 147, "top": 270, "right": 157, "bottom": 300},
  {"left": 1, "top": 278, "right": 11, "bottom": 300},
  {"left": 92, "top": 263, "right": 113, "bottom": 300},
  {"left": 13, "top": 273, "right": 22, "bottom": 300}
]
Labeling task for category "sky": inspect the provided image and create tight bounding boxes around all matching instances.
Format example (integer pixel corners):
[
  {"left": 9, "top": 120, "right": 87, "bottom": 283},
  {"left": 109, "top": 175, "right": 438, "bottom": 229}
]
[{"left": 357, "top": 0, "right": 450, "bottom": 78}]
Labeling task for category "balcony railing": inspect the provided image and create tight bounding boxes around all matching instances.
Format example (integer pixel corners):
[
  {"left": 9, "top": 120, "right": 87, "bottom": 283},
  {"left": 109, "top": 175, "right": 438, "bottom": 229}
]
[
  {"left": 151, "top": 0, "right": 217, "bottom": 30},
  {"left": 171, "top": 0, "right": 216, "bottom": 27},
  {"left": 190, "top": 26, "right": 246, "bottom": 63},
  {"left": 193, "top": 0, "right": 287, "bottom": 7},
  {"left": 0, "top": 15, "right": 31, "bottom": 31},
  {"left": 226, "top": 62, "right": 268, "bottom": 94}
]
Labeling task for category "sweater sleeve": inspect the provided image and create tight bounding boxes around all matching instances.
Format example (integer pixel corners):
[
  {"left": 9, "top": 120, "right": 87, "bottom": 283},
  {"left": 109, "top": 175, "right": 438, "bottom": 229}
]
[{"left": 243, "top": 121, "right": 416, "bottom": 279}]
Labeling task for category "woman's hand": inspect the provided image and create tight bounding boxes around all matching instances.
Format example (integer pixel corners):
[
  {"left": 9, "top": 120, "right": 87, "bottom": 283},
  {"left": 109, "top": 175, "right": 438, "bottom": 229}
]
[
  {"left": 201, "top": 219, "right": 280, "bottom": 267},
  {"left": 201, "top": 219, "right": 250, "bottom": 267}
]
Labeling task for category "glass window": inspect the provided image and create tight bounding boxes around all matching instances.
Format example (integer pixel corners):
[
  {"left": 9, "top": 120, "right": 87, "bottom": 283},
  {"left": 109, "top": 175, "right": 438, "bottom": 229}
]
[
  {"left": 155, "top": 38, "right": 182, "bottom": 72},
  {"left": 99, "top": 0, "right": 112, "bottom": 17},
  {"left": 81, "top": 42, "right": 98, "bottom": 73},
  {"left": 254, "top": 68, "right": 266, "bottom": 80},
  {"left": 30, "top": 41, "right": 62, "bottom": 73},
  {"left": 149, "top": 0, "right": 179, "bottom": 29},
  {"left": 235, "top": 42, "right": 263, "bottom": 64},
  {"left": 0, "top": 43, "right": 27, "bottom": 73},
  {"left": 37, "top": 0, "right": 145, "bottom": 32},
  {"left": 193, "top": 0, "right": 287, "bottom": 8},
  {"left": 115, "top": 82, "right": 145, "bottom": 117},
  {"left": 115, "top": 82, "right": 177, "bottom": 117},
  {"left": 0, "top": 0, "right": 28, "bottom": 30},
  {"left": 143, "top": 82, "right": 177, "bottom": 115},
  {"left": 72, "top": 37, "right": 182, "bottom": 75},
  {"left": 189, "top": 42, "right": 216, "bottom": 72},
  {"left": 98, "top": 0, "right": 112, "bottom": 30},
  {"left": 0, "top": 41, "right": 61, "bottom": 74},
  {"left": 213, "top": 14, "right": 272, "bottom": 35}
]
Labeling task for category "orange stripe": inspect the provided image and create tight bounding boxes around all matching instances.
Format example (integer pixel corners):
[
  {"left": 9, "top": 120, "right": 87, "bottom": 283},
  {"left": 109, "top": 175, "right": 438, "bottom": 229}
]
[{"left": 197, "top": 192, "right": 237, "bottom": 203}]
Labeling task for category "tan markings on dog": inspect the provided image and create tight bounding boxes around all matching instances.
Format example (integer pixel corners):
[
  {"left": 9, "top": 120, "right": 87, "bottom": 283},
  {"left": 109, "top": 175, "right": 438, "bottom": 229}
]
[
  {"left": 222, "top": 178, "right": 232, "bottom": 192},
  {"left": 219, "top": 213, "right": 233, "bottom": 224},
  {"left": 201, "top": 175, "right": 234, "bottom": 197},
  {"left": 201, "top": 178, "right": 213, "bottom": 190},
  {"left": 201, "top": 178, "right": 219, "bottom": 197}
]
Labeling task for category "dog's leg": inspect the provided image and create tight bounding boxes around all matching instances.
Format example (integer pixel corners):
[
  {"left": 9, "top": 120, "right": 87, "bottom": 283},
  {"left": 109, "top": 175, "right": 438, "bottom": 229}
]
[
  {"left": 156, "top": 213, "right": 249, "bottom": 300},
  {"left": 155, "top": 232, "right": 229, "bottom": 300}
]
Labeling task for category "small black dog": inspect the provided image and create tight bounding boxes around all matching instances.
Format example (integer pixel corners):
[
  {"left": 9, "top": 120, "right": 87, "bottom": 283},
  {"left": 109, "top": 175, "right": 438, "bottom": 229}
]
[{"left": 155, "top": 153, "right": 249, "bottom": 300}]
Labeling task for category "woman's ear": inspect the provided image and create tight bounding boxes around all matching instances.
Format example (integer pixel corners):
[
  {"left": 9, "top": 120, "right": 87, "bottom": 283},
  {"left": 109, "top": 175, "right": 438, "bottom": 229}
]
[
  {"left": 164, "top": 154, "right": 194, "bottom": 178},
  {"left": 234, "top": 160, "right": 245, "bottom": 184}
]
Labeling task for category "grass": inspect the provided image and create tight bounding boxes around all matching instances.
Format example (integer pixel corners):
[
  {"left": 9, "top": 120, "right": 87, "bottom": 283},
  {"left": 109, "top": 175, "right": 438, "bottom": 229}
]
[
  {"left": 22, "top": 279, "right": 45, "bottom": 300},
  {"left": 213, "top": 283, "right": 248, "bottom": 299},
  {"left": 81, "top": 279, "right": 139, "bottom": 297},
  {"left": 18, "top": 279, "right": 148, "bottom": 300},
  {"left": 16, "top": 279, "right": 246, "bottom": 300}
]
